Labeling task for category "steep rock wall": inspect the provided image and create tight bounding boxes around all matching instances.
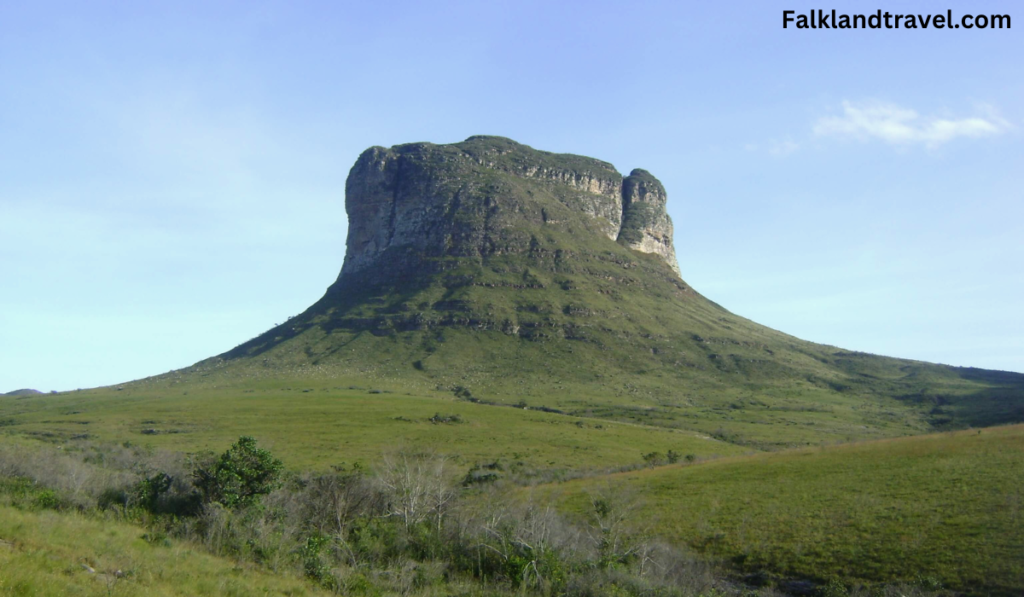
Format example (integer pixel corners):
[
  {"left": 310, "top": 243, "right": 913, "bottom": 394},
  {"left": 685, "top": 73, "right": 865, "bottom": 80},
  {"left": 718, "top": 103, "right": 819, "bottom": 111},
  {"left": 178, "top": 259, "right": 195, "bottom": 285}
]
[
  {"left": 617, "top": 169, "right": 680, "bottom": 276},
  {"left": 338, "top": 136, "right": 681, "bottom": 285}
]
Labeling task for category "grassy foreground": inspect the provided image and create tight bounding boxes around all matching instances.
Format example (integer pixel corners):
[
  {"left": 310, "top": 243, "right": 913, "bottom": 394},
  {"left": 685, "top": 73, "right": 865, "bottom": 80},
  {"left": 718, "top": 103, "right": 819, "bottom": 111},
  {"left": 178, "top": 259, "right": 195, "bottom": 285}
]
[
  {"left": 541, "top": 424, "right": 1024, "bottom": 595},
  {"left": 0, "top": 506, "right": 328, "bottom": 597}
]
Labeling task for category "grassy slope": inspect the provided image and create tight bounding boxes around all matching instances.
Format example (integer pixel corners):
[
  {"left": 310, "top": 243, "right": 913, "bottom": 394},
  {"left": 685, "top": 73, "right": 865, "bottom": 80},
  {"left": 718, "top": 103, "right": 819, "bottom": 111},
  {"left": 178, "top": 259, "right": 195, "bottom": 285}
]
[
  {"left": 185, "top": 136, "right": 1024, "bottom": 449},
  {"left": 540, "top": 425, "right": 1024, "bottom": 595},
  {"left": 0, "top": 385, "right": 747, "bottom": 472},
  {"left": 0, "top": 507, "right": 326, "bottom": 596}
]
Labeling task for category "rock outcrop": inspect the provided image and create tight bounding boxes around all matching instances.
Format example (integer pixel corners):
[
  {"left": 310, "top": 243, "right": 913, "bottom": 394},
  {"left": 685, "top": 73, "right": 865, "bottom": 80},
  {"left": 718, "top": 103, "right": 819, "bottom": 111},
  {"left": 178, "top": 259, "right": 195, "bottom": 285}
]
[
  {"left": 336, "top": 136, "right": 680, "bottom": 287},
  {"left": 618, "top": 169, "right": 680, "bottom": 276}
]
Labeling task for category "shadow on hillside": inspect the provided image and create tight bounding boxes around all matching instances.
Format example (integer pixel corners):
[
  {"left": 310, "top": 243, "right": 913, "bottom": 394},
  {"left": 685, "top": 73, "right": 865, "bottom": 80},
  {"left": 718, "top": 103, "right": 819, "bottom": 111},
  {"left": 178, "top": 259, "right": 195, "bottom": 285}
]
[
  {"left": 946, "top": 367, "right": 1024, "bottom": 428},
  {"left": 955, "top": 366, "right": 1024, "bottom": 386}
]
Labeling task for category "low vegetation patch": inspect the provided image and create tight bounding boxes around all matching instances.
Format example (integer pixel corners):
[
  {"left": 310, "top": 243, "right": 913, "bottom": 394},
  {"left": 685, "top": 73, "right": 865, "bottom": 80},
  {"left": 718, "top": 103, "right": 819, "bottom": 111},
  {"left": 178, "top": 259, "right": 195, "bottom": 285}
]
[{"left": 0, "top": 437, "right": 743, "bottom": 597}]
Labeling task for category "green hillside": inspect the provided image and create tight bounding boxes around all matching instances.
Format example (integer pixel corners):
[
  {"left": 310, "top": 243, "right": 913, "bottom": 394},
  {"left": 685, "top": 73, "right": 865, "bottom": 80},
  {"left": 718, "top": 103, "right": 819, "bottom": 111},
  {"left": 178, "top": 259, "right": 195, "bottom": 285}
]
[
  {"left": 541, "top": 424, "right": 1024, "bottom": 595},
  {"left": 136, "top": 136, "right": 1024, "bottom": 449}
]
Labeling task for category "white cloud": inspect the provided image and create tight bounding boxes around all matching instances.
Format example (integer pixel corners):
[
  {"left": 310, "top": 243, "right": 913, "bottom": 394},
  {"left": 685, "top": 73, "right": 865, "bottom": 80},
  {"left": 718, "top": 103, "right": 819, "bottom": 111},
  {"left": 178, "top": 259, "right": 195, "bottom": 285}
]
[{"left": 814, "top": 101, "right": 1009, "bottom": 148}]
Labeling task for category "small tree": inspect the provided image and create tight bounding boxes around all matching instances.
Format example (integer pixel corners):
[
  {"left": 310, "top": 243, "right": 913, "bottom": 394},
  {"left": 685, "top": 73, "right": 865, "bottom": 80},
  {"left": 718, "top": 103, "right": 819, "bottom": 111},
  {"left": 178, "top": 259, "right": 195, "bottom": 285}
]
[
  {"left": 193, "top": 436, "right": 283, "bottom": 509},
  {"left": 641, "top": 451, "right": 663, "bottom": 468},
  {"left": 377, "top": 451, "right": 456, "bottom": 531}
]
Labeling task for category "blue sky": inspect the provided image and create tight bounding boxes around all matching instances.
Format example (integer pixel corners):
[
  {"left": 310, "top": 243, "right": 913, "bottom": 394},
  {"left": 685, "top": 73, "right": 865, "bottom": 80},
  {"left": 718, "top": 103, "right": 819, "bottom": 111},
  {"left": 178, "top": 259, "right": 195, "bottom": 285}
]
[{"left": 1, "top": 0, "right": 1021, "bottom": 391}]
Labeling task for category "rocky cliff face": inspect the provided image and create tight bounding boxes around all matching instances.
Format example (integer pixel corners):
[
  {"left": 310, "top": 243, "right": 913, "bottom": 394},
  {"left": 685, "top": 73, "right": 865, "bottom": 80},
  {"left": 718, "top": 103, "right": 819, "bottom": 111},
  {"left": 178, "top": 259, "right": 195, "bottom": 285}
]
[
  {"left": 336, "top": 136, "right": 680, "bottom": 287},
  {"left": 619, "top": 169, "right": 680, "bottom": 276}
]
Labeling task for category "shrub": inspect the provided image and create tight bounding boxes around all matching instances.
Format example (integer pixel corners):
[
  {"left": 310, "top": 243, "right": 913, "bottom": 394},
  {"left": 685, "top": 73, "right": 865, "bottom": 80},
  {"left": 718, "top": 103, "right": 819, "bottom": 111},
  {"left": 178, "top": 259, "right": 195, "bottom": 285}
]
[
  {"left": 33, "top": 488, "right": 63, "bottom": 510},
  {"left": 428, "top": 413, "right": 463, "bottom": 424},
  {"left": 132, "top": 472, "right": 172, "bottom": 511},
  {"left": 818, "top": 578, "right": 850, "bottom": 597},
  {"left": 192, "top": 436, "right": 283, "bottom": 510},
  {"left": 642, "top": 452, "right": 663, "bottom": 467},
  {"left": 97, "top": 486, "right": 129, "bottom": 510},
  {"left": 302, "top": 534, "right": 337, "bottom": 589}
]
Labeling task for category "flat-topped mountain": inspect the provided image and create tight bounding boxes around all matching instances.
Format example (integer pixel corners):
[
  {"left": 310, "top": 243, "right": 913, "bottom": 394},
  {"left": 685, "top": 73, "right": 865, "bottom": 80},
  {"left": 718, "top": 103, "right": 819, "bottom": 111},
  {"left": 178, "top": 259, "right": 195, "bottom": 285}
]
[
  {"left": 335, "top": 135, "right": 679, "bottom": 289},
  {"left": 170, "top": 135, "right": 1024, "bottom": 447}
]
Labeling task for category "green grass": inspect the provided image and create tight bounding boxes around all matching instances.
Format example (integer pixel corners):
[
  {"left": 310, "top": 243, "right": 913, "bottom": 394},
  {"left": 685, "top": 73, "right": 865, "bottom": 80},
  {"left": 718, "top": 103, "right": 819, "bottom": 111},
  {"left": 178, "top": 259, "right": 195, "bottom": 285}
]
[
  {"left": 541, "top": 424, "right": 1024, "bottom": 595},
  {"left": 0, "top": 506, "right": 328, "bottom": 596},
  {"left": 0, "top": 383, "right": 747, "bottom": 472}
]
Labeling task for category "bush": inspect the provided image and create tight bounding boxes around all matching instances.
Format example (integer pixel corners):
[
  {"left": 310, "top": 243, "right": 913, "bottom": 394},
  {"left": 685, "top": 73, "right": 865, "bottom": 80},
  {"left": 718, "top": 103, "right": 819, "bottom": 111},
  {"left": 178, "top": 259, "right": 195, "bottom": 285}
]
[
  {"left": 818, "top": 578, "right": 849, "bottom": 597},
  {"left": 642, "top": 452, "right": 663, "bottom": 467},
  {"left": 429, "top": 413, "right": 463, "bottom": 424},
  {"left": 132, "top": 472, "right": 172, "bottom": 511},
  {"left": 33, "top": 488, "right": 63, "bottom": 510},
  {"left": 97, "top": 486, "right": 129, "bottom": 510},
  {"left": 192, "top": 436, "right": 283, "bottom": 510},
  {"left": 302, "top": 534, "right": 337, "bottom": 589}
]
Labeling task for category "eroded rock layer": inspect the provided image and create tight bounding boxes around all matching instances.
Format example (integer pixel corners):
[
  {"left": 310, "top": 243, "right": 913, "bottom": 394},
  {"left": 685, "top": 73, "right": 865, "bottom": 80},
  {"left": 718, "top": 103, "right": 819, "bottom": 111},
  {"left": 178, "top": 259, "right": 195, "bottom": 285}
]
[{"left": 336, "top": 136, "right": 680, "bottom": 287}]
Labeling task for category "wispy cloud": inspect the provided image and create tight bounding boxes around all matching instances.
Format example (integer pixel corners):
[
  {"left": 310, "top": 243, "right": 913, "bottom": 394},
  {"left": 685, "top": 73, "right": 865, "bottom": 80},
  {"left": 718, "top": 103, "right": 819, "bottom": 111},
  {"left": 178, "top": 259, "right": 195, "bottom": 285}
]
[{"left": 814, "top": 101, "right": 1009, "bottom": 148}]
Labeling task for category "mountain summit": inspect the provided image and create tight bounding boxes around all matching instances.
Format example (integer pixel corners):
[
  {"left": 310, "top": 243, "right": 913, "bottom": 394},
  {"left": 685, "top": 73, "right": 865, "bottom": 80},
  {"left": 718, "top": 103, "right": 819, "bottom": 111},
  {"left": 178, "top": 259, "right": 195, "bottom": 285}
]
[
  {"left": 335, "top": 135, "right": 679, "bottom": 291},
  {"left": 204, "top": 136, "right": 1023, "bottom": 447}
]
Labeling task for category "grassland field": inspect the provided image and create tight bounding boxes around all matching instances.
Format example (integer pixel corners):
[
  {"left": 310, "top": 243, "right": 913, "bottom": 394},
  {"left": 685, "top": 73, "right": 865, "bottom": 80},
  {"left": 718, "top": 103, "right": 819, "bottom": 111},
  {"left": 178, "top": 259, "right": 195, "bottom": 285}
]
[
  {"left": 3, "top": 384, "right": 1023, "bottom": 595},
  {"left": 539, "top": 425, "right": 1024, "bottom": 595},
  {"left": 0, "top": 382, "right": 747, "bottom": 474}
]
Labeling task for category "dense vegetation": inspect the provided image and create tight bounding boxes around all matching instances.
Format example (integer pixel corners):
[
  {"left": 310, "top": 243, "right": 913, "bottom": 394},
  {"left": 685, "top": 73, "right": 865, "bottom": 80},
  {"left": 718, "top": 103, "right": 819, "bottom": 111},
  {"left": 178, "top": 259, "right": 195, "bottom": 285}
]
[
  {"left": 5, "top": 429, "right": 998, "bottom": 596},
  {"left": 0, "top": 437, "right": 743, "bottom": 597}
]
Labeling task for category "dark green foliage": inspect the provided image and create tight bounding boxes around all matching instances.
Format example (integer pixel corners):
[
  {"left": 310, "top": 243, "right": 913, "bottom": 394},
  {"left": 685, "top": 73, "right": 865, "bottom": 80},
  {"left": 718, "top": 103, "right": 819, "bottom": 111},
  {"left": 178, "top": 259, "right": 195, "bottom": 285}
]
[
  {"left": 192, "top": 436, "right": 283, "bottom": 509},
  {"left": 463, "top": 461, "right": 503, "bottom": 485},
  {"left": 32, "top": 488, "right": 62, "bottom": 510},
  {"left": 132, "top": 472, "right": 171, "bottom": 511},
  {"left": 97, "top": 486, "right": 129, "bottom": 509},
  {"left": 428, "top": 413, "right": 463, "bottom": 424},
  {"left": 642, "top": 452, "right": 663, "bottom": 467},
  {"left": 817, "top": 578, "right": 849, "bottom": 597},
  {"left": 301, "top": 534, "right": 337, "bottom": 590}
]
